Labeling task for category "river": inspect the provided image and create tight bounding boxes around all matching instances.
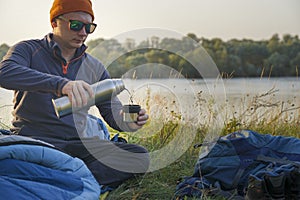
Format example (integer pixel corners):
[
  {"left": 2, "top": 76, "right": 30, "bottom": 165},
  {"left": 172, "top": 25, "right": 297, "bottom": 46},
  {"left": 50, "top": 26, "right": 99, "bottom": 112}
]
[{"left": 1, "top": 77, "right": 299, "bottom": 127}]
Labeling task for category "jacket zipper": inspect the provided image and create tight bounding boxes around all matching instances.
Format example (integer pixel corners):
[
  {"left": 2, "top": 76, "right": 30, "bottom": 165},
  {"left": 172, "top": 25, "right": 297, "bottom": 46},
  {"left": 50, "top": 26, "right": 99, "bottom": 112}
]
[
  {"left": 61, "top": 52, "right": 86, "bottom": 75},
  {"left": 62, "top": 63, "right": 69, "bottom": 74}
]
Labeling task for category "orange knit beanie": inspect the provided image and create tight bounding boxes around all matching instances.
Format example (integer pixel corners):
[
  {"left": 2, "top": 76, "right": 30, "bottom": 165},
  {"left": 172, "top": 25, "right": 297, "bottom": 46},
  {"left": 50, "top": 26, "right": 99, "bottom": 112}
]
[{"left": 50, "top": 0, "right": 94, "bottom": 22}]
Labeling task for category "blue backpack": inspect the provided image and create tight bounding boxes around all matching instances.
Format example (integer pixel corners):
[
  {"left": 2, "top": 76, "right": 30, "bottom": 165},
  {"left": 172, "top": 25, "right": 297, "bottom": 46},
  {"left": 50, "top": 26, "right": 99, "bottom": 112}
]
[{"left": 174, "top": 130, "right": 300, "bottom": 199}]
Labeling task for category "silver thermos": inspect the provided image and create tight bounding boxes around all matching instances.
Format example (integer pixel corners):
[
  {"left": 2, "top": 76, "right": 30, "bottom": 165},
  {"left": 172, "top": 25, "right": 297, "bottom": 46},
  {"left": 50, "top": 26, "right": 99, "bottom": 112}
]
[{"left": 52, "top": 79, "right": 125, "bottom": 118}]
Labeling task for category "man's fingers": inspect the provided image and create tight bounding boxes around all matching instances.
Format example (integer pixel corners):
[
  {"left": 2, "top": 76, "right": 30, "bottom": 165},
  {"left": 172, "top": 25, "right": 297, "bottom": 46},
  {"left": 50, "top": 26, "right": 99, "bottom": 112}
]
[
  {"left": 72, "top": 83, "right": 84, "bottom": 107},
  {"left": 62, "top": 80, "right": 93, "bottom": 108},
  {"left": 82, "top": 82, "right": 94, "bottom": 97}
]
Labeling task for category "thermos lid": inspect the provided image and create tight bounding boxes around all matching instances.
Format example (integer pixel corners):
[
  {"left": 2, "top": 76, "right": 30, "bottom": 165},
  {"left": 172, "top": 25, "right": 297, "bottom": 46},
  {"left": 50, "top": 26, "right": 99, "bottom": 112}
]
[{"left": 123, "top": 104, "right": 141, "bottom": 113}]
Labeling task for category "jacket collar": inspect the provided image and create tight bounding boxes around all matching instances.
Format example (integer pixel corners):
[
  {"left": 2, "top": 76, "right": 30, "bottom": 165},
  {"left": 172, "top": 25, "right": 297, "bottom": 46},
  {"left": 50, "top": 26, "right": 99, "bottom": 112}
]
[{"left": 44, "top": 33, "right": 87, "bottom": 63}]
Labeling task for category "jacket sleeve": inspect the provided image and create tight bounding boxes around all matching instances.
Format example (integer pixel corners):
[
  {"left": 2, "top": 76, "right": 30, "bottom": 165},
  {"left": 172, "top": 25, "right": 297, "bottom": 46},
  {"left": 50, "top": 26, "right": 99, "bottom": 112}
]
[{"left": 0, "top": 41, "right": 69, "bottom": 96}]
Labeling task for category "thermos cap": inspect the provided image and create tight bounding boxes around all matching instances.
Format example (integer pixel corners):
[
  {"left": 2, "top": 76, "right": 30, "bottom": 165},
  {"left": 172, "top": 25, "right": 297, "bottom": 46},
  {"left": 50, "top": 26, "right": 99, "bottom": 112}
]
[{"left": 123, "top": 104, "right": 141, "bottom": 113}]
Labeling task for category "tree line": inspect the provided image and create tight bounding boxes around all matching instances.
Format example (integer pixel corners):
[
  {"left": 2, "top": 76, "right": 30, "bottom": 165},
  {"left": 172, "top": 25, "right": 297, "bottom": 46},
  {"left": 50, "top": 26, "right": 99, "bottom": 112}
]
[{"left": 1, "top": 33, "right": 299, "bottom": 78}]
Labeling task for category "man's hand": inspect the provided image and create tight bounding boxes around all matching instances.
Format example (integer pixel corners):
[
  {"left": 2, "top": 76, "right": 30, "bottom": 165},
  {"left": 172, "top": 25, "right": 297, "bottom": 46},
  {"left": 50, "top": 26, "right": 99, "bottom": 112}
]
[
  {"left": 62, "top": 80, "right": 94, "bottom": 108},
  {"left": 127, "top": 108, "right": 149, "bottom": 130}
]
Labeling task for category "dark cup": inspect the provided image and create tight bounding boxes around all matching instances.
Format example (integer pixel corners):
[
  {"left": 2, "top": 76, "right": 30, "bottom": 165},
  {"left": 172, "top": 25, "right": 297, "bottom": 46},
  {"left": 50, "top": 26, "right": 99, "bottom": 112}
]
[{"left": 123, "top": 104, "right": 141, "bottom": 123}]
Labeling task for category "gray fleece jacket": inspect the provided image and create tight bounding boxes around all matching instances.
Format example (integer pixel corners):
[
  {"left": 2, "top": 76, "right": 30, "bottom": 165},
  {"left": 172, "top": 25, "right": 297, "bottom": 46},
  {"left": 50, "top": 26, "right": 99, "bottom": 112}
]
[{"left": 0, "top": 33, "right": 130, "bottom": 142}]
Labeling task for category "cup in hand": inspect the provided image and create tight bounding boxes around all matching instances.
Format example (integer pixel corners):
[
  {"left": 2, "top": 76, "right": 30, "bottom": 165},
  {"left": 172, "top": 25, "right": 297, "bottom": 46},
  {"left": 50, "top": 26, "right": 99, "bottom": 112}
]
[{"left": 123, "top": 104, "right": 141, "bottom": 123}]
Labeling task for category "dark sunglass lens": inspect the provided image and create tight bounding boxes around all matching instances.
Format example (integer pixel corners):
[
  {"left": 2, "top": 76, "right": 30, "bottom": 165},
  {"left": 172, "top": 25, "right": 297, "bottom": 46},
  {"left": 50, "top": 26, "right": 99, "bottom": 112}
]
[
  {"left": 70, "top": 21, "right": 84, "bottom": 31},
  {"left": 85, "top": 24, "right": 96, "bottom": 34},
  {"left": 69, "top": 20, "right": 96, "bottom": 34}
]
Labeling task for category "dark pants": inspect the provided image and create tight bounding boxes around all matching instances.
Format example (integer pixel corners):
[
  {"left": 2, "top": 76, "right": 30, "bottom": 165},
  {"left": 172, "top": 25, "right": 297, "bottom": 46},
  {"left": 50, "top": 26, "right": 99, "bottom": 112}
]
[
  {"left": 17, "top": 125, "right": 150, "bottom": 188},
  {"left": 35, "top": 137, "right": 150, "bottom": 188}
]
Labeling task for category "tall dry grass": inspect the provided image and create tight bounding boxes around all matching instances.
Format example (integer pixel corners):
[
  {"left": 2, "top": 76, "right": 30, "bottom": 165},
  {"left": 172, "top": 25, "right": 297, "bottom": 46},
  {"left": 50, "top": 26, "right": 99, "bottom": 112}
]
[{"left": 107, "top": 78, "right": 299, "bottom": 200}]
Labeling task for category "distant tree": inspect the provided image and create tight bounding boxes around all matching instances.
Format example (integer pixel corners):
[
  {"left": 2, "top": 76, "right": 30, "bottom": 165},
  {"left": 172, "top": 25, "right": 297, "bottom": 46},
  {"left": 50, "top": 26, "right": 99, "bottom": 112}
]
[
  {"left": 88, "top": 39, "right": 125, "bottom": 67},
  {"left": 280, "top": 34, "right": 300, "bottom": 59},
  {"left": 168, "top": 54, "right": 182, "bottom": 72},
  {"left": 187, "top": 33, "right": 200, "bottom": 43},
  {"left": 224, "top": 55, "right": 242, "bottom": 76},
  {"left": 86, "top": 38, "right": 105, "bottom": 50},
  {"left": 290, "top": 52, "right": 300, "bottom": 76},
  {"left": 264, "top": 52, "right": 290, "bottom": 76},
  {"left": 144, "top": 49, "right": 169, "bottom": 64},
  {"left": 124, "top": 53, "right": 147, "bottom": 69},
  {"left": 160, "top": 38, "right": 182, "bottom": 53},
  {"left": 0, "top": 43, "right": 10, "bottom": 60},
  {"left": 282, "top": 34, "right": 294, "bottom": 45},
  {"left": 136, "top": 39, "right": 150, "bottom": 49},
  {"left": 267, "top": 34, "right": 281, "bottom": 53}
]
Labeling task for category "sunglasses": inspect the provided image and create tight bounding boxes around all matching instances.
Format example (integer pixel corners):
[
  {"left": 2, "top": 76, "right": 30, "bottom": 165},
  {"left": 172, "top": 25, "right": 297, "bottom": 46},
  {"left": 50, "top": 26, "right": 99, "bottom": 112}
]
[{"left": 58, "top": 16, "right": 97, "bottom": 34}]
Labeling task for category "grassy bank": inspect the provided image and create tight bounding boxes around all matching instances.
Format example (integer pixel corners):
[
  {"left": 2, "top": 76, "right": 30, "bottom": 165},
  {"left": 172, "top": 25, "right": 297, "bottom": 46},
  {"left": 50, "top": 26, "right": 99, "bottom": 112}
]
[
  {"left": 106, "top": 84, "right": 299, "bottom": 199},
  {"left": 105, "top": 121, "right": 299, "bottom": 200}
]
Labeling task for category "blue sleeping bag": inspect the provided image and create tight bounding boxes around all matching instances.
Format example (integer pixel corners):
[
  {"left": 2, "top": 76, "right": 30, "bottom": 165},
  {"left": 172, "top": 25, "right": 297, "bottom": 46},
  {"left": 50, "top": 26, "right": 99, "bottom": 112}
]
[{"left": 0, "top": 133, "right": 100, "bottom": 200}]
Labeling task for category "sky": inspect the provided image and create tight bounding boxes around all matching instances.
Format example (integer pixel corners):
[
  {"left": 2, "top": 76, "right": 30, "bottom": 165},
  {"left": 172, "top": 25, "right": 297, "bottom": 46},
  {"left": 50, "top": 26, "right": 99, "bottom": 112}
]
[{"left": 0, "top": 0, "right": 300, "bottom": 46}]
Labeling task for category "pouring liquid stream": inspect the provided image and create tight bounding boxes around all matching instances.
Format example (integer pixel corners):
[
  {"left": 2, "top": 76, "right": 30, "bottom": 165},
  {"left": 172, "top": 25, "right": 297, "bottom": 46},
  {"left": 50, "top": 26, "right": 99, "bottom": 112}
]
[{"left": 124, "top": 88, "right": 134, "bottom": 105}]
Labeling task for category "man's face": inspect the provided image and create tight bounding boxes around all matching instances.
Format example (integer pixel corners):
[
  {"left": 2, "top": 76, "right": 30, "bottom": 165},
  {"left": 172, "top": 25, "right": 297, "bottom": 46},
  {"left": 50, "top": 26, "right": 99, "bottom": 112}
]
[{"left": 53, "top": 12, "right": 93, "bottom": 49}]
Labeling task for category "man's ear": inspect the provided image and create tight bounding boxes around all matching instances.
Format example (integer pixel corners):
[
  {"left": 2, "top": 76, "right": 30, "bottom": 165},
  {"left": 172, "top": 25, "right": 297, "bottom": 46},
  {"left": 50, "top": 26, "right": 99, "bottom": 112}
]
[{"left": 51, "top": 20, "right": 57, "bottom": 28}]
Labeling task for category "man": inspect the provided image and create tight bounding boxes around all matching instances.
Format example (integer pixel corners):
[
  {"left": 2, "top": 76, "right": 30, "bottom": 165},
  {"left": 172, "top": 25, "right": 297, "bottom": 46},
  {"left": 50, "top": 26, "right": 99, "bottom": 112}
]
[{"left": 0, "top": 0, "right": 149, "bottom": 189}]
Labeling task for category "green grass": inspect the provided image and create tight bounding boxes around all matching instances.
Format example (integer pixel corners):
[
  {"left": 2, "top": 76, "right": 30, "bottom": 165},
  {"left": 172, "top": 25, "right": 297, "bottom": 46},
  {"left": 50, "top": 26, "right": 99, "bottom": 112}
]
[
  {"left": 105, "top": 121, "right": 299, "bottom": 200},
  {"left": 105, "top": 84, "right": 299, "bottom": 200},
  {"left": 106, "top": 158, "right": 196, "bottom": 200}
]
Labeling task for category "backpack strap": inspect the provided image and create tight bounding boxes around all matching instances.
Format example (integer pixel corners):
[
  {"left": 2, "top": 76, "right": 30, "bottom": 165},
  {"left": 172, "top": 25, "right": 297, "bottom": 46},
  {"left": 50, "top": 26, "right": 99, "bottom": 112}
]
[
  {"left": 246, "top": 163, "right": 300, "bottom": 199},
  {"left": 257, "top": 155, "right": 300, "bottom": 167},
  {"left": 174, "top": 176, "right": 244, "bottom": 200},
  {"left": 232, "top": 168, "right": 246, "bottom": 189},
  {"left": 173, "top": 176, "right": 211, "bottom": 199}
]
